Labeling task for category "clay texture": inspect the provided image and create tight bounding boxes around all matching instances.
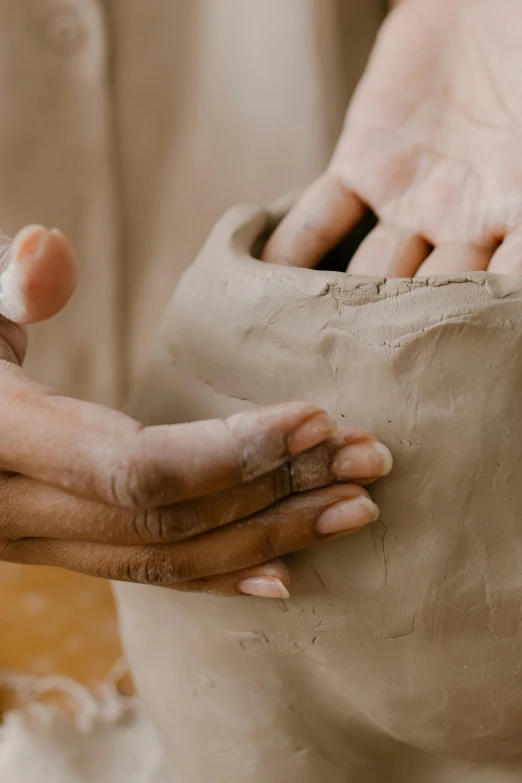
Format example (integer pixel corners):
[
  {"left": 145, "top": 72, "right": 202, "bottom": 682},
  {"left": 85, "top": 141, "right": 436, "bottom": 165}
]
[{"left": 114, "top": 203, "right": 522, "bottom": 783}]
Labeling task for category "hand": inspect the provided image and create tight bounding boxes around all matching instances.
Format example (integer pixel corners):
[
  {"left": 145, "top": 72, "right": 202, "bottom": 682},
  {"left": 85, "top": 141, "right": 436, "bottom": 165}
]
[
  {"left": 264, "top": 0, "right": 522, "bottom": 276},
  {"left": 0, "top": 225, "right": 393, "bottom": 598}
]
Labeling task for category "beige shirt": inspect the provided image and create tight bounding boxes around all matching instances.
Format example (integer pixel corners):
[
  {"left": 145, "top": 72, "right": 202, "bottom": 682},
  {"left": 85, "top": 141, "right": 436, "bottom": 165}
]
[{"left": 1, "top": 0, "right": 385, "bottom": 407}]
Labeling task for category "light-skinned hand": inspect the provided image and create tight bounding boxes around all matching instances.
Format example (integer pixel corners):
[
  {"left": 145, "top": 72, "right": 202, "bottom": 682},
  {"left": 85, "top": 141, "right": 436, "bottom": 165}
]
[{"left": 265, "top": 0, "right": 522, "bottom": 276}]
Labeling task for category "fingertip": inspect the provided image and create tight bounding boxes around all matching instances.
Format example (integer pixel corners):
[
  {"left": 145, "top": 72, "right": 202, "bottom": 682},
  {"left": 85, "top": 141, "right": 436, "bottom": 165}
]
[
  {"left": 316, "top": 491, "right": 379, "bottom": 536},
  {"left": 287, "top": 411, "right": 338, "bottom": 455},
  {"left": 375, "top": 442, "right": 394, "bottom": 476},
  {"left": 254, "top": 559, "right": 290, "bottom": 584},
  {"left": 415, "top": 243, "right": 492, "bottom": 277},
  {"left": 226, "top": 402, "right": 335, "bottom": 479},
  {"left": 172, "top": 561, "right": 291, "bottom": 599},
  {"left": 236, "top": 560, "right": 291, "bottom": 598},
  {"left": 488, "top": 229, "right": 522, "bottom": 275},
  {"left": 348, "top": 224, "right": 430, "bottom": 277},
  {"left": 6, "top": 224, "right": 78, "bottom": 324},
  {"left": 238, "top": 576, "right": 290, "bottom": 600},
  {"left": 332, "top": 438, "right": 393, "bottom": 481}
]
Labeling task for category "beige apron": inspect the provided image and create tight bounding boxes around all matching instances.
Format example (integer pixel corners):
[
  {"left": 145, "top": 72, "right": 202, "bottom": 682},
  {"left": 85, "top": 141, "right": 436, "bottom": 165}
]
[{"left": 0, "top": 0, "right": 384, "bottom": 405}]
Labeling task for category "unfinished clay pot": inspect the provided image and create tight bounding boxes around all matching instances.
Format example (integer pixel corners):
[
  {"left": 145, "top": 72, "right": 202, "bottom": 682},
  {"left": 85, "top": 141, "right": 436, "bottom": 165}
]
[{"left": 113, "top": 202, "right": 522, "bottom": 783}]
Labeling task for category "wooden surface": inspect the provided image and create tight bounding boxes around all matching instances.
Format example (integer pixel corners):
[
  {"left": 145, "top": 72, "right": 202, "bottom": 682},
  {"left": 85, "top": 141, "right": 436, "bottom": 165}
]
[{"left": 0, "top": 562, "right": 123, "bottom": 715}]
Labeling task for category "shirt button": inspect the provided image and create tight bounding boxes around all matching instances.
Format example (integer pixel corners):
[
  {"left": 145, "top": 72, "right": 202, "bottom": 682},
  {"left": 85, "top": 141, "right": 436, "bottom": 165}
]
[{"left": 39, "top": 4, "right": 88, "bottom": 55}]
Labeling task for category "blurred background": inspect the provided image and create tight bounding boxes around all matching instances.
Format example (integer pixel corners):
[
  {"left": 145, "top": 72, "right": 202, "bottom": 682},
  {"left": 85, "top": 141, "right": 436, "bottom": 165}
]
[{"left": 0, "top": 563, "right": 123, "bottom": 715}]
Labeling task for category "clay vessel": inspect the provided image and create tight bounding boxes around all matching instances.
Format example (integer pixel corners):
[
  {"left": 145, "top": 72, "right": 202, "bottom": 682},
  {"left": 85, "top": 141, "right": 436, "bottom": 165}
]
[{"left": 114, "top": 202, "right": 522, "bottom": 783}]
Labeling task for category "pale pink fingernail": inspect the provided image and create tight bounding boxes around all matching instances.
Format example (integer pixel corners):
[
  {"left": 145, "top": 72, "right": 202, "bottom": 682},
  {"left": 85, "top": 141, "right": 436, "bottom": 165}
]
[
  {"left": 317, "top": 495, "right": 379, "bottom": 535},
  {"left": 287, "top": 412, "right": 337, "bottom": 455},
  {"left": 238, "top": 576, "right": 290, "bottom": 600},
  {"left": 333, "top": 441, "right": 393, "bottom": 479}
]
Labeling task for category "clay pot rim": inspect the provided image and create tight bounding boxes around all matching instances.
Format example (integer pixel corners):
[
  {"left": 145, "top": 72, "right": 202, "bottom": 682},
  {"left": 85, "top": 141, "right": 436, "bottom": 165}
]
[{"left": 226, "top": 202, "right": 522, "bottom": 305}]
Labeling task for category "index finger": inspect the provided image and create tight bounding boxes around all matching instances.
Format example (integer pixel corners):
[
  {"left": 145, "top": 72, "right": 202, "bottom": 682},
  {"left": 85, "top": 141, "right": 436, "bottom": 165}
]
[
  {"left": 261, "top": 172, "right": 366, "bottom": 268},
  {"left": 0, "top": 364, "right": 337, "bottom": 509}
]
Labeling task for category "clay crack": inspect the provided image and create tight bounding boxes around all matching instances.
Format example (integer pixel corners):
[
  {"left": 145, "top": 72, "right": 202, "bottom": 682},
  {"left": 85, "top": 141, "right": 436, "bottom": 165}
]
[
  {"left": 372, "top": 518, "right": 388, "bottom": 588},
  {"left": 385, "top": 618, "right": 415, "bottom": 641},
  {"left": 311, "top": 566, "right": 329, "bottom": 593},
  {"left": 194, "top": 374, "right": 253, "bottom": 404},
  {"left": 317, "top": 275, "right": 494, "bottom": 310},
  {"left": 381, "top": 519, "right": 388, "bottom": 587},
  {"left": 223, "top": 630, "right": 269, "bottom": 650}
]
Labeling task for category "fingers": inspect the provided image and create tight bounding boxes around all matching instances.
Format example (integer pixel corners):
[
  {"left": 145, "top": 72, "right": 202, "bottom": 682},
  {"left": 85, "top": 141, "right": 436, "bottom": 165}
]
[
  {"left": 4, "top": 484, "right": 378, "bottom": 587},
  {"left": 0, "top": 375, "right": 344, "bottom": 507},
  {"left": 331, "top": 429, "right": 393, "bottom": 483},
  {"left": 175, "top": 560, "right": 291, "bottom": 599},
  {"left": 0, "top": 225, "right": 77, "bottom": 324},
  {"left": 415, "top": 242, "right": 493, "bottom": 277},
  {"left": 349, "top": 224, "right": 430, "bottom": 276},
  {"left": 262, "top": 172, "right": 366, "bottom": 268},
  {"left": 489, "top": 227, "right": 522, "bottom": 274},
  {"left": 2, "top": 430, "right": 392, "bottom": 543}
]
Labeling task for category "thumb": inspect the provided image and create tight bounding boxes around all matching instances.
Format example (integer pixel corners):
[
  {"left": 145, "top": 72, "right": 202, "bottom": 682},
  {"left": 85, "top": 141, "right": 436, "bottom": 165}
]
[{"left": 0, "top": 224, "right": 78, "bottom": 325}]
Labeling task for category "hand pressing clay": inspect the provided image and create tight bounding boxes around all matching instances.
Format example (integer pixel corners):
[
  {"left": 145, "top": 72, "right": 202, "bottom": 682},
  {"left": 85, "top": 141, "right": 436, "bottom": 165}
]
[{"left": 114, "top": 202, "right": 522, "bottom": 783}]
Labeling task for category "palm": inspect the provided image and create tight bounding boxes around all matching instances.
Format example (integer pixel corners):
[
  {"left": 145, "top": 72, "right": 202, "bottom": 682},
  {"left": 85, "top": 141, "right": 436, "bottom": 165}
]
[
  {"left": 344, "top": 0, "right": 522, "bottom": 245},
  {"left": 266, "top": 0, "right": 522, "bottom": 275}
]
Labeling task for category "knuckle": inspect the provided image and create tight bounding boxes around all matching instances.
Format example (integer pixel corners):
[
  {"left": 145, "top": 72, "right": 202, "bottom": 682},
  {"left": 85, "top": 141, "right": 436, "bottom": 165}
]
[
  {"left": 122, "top": 550, "right": 172, "bottom": 585},
  {"left": 118, "top": 463, "right": 150, "bottom": 509},
  {"left": 121, "top": 547, "right": 194, "bottom": 586},
  {"left": 169, "top": 499, "right": 211, "bottom": 539},
  {"left": 108, "top": 430, "right": 158, "bottom": 509},
  {"left": 221, "top": 416, "right": 249, "bottom": 479},
  {"left": 271, "top": 462, "right": 293, "bottom": 503},
  {"left": 223, "top": 413, "right": 285, "bottom": 483},
  {"left": 132, "top": 506, "right": 204, "bottom": 543},
  {"left": 131, "top": 510, "right": 165, "bottom": 542}
]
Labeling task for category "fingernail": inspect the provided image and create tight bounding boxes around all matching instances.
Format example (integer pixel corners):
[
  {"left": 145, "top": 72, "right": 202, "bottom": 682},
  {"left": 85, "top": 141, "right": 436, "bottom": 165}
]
[
  {"left": 287, "top": 412, "right": 337, "bottom": 455},
  {"left": 238, "top": 577, "right": 290, "bottom": 600},
  {"left": 317, "top": 495, "right": 379, "bottom": 535},
  {"left": 333, "top": 441, "right": 393, "bottom": 480}
]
